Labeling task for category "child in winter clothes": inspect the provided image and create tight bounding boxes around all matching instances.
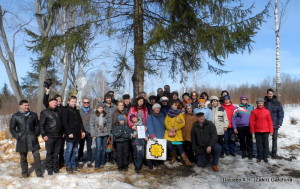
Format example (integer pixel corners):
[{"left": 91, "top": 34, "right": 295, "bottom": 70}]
[
  {"left": 112, "top": 115, "right": 132, "bottom": 171},
  {"left": 129, "top": 115, "right": 149, "bottom": 172}
]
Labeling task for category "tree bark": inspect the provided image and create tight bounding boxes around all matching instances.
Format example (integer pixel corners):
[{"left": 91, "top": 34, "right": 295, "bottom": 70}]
[
  {"left": 0, "top": 6, "right": 22, "bottom": 102},
  {"left": 275, "top": 0, "right": 281, "bottom": 101},
  {"left": 132, "top": 0, "right": 144, "bottom": 98}
]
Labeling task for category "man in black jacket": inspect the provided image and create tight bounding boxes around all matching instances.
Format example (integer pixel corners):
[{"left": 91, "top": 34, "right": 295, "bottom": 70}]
[
  {"left": 43, "top": 87, "right": 65, "bottom": 167},
  {"left": 40, "top": 98, "right": 63, "bottom": 175},
  {"left": 9, "top": 100, "right": 43, "bottom": 177},
  {"left": 191, "top": 112, "right": 222, "bottom": 171},
  {"left": 61, "top": 96, "right": 86, "bottom": 172}
]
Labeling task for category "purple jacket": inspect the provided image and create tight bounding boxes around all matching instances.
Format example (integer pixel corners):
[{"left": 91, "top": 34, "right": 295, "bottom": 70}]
[{"left": 232, "top": 104, "right": 254, "bottom": 129}]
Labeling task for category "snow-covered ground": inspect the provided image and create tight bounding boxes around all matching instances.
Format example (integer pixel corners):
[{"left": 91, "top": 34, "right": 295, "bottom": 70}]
[{"left": 0, "top": 105, "right": 299, "bottom": 189}]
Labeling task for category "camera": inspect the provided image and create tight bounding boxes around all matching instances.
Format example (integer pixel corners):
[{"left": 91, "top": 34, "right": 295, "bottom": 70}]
[{"left": 43, "top": 79, "right": 53, "bottom": 89}]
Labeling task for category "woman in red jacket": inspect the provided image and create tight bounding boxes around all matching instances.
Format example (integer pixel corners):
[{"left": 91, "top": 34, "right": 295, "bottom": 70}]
[{"left": 250, "top": 98, "right": 274, "bottom": 163}]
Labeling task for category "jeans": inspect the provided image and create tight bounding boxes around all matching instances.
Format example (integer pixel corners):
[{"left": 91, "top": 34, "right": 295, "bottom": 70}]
[
  {"left": 255, "top": 132, "right": 269, "bottom": 160},
  {"left": 132, "top": 143, "right": 145, "bottom": 169},
  {"left": 237, "top": 126, "right": 253, "bottom": 154},
  {"left": 196, "top": 143, "right": 222, "bottom": 167},
  {"left": 45, "top": 137, "right": 62, "bottom": 172},
  {"left": 167, "top": 141, "right": 184, "bottom": 155},
  {"left": 20, "top": 150, "right": 42, "bottom": 176},
  {"left": 65, "top": 141, "right": 79, "bottom": 168},
  {"left": 78, "top": 132, "right": 93, "bottom": 163},
  {"left": 224, "top": 128, "right": 236, "bottom": 154},
  {"left": 116, "top": 141, "right": 130, "bottom": 169},
  {"left": 272, "top": 128, "right": 279, "bottom": 153},
  {"left": 95, "top": 136, "right": 107, "bottom": 168}
]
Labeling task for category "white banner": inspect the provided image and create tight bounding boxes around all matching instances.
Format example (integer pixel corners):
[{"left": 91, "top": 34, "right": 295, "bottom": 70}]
[{"left": 146, "top": 139, "right": 167, "bottom": 160}]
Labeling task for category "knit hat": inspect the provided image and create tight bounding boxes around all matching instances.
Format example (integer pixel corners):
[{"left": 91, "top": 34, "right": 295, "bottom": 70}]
[
  {"left": 96, "top": 103, "right": 105, "bottom": 109},
  {"left": 118, "top": 115, "right": 126, "bottom": 122},
  {"left": 240, "top": 95, "right": 249, "bottom": 100},
  {"left": 129, "top": 114, "right": 138, "bottom": 122},
  {"left": 49, "top": 98, "right": 58, "bottom": 102},
  {"left": 198, "top": 98, "right": 206, "bottom": 103},
  {"left": 256, "top": 98, "right": 264, "bottom": 104},
  {"left": 160, "top": 96, "right": 169, "bottom": 102},
  {"left": 209, "top": 96, "right": 219, "bottom": 101},
  {"left": 185, "top": 103, "right": 192, "bottom": 108},
  {"left": 182, "top": 92, "right": 190, "bottom": 99},
  {"left": 152, "top": 103, "right": 161, "bottom": 110},
  {"left": 223, "top": 95, "right": 231, "bottom": 100},
  {"left": 123, "top": 94, "right": 130, "bottom": 100}
]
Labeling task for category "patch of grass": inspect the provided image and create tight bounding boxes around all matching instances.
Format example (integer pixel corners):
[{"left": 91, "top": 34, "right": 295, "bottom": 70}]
[{"left": 281, "top": 144, "right": 300, "bottom": 151}]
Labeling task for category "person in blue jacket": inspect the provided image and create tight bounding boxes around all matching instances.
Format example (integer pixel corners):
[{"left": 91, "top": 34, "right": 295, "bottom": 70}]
[
  {"left": 147, "top": 103, "right": 166, "bottom": 140},
  {"left": 264, "top": 89, "right": 284, "bottom": 159}
]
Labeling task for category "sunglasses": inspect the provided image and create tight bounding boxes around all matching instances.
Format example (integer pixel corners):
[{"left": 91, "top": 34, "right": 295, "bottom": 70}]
[
  {"left": 83, "top": 102, "right": 90, "bottom": 104},
  {"left": 241, "top": 99, "right": 248, "bottom": 100}
]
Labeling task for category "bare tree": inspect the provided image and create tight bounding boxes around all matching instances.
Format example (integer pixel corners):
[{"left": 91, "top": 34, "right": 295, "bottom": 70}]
[
  {"left": 0, "top": 6, "right": 29, "bottom": 102},
  {"left": 274, "top": 0, "right": 291, "bottom": 101}
]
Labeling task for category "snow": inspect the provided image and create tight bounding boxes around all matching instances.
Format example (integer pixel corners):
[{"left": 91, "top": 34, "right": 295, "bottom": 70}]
[{"left": 0, "top": 105, "right": 300, "bottom": 188}]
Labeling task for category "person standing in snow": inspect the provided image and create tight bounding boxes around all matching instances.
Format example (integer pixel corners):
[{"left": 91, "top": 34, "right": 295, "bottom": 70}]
[
  {"left": 222, "top": 95, "right": 237, "bottom": 156},
  {"left": 113, "top": 115, "right": 132, "bottom": 171},
  {"left": 191, "top": 112, "right": 221, "bottom": 171},
  {"left": 232, "top": 95, "right": 254, "bottom": 160},
  {"left": 264, "top": 88, "right": 284, "bottom": 159},
  {"left": 9, "top": 100, "right": 43, "bottom": 177},
  {"left": 209, "top": 96, "right": 229, "bottom": 158},
  {"left": 40, "top": 98, "right": 63, "bottom": 175},
  {"left": 90, "top": 104, "right": 109, "bottom": 169},
  {"left": 78, "top": 97, "right": 93, "bottom": 169},
  {"left": 62, "top": 96, "right": 86, "bottom": 172},
  {"left": 250, "top": 98, "right": 274, "bottom": 163}
]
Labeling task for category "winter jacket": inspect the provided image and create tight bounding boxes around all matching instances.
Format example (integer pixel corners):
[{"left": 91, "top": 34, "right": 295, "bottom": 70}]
[
  {"left": 62, "top": 106, "right": 86, "bottom": 142},
  {"left": 9, "top": 111, "right": 40, "bottom": 153},
  {"left": 232, "top": 103, "right": 254, "bottom": 129},
  {"left": 127, "top": 106, "right": 148, "bottom": 128},
  {"left": 250, "top": 107, "right": 274, "bottom": 134},
  {"left": 182, "top": 113, "right": 198, "bottom": 142},
  {"left": 222, "top": 103, "right": 236, "bottom": 128},
  {"left": 43, "top": 93, "right": 65, "bottom": 113},
  {"left": 146, "top": 112, "right": 166, "bottom": 139},
  {"left": 39, "top": 108, "right": 63, "bottom": 138},
  {"left": 131, "top": 118, "right": 146, "bottom": 145},
  {"left": 113, "top": 124, "right": 132, "bottom": 143},
  {"left": 124, "top": 103, "right": 132, "bottom": 115},
  {"left": 191, "top": 120, "right": 218, "bottom": 155},
  {"left": 111, "top": 110, "right": 127, "bottom": 130},
  {"left": 164, "top": 113, "right": 185, "bottom": 141},
  {"left": 182, "top": 99, "right": 193, "bottom": 108},
  {"left": 193, "top": 107, "right": 212, "bottom": 121},
  {"left": 264, "top": 96, "right": 284, "bottom": 128},
  {"left": 104, "top": 103, "right": 117, "bottom": 131},
  {"left": 160, "top": 105, "right": 171, "bottom": 117},
  {"left": 80, "top": 108, "right": 93, "bottom": 134},
  {"left": 211, "top": 106, "right": 229, "bottom": 135},
  {"left": 89, "top": 112, "right": 110, "bottom": 137},
  {"left": 191, "top": 100, "right": 199, "bottom": 109}
]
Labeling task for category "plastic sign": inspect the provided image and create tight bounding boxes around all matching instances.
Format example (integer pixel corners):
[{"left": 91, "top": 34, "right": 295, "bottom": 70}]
[{"left": 146, "top": 139, "right": 167, "bottom": 160}]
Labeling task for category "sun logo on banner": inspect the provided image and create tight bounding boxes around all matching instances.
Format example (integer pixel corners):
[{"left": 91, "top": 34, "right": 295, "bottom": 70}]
[{"left": 149, "top": 142, "right": 164, "bottom": 158}]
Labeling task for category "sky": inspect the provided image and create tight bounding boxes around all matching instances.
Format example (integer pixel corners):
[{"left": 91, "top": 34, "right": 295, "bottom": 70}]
[{"left": 0, "top": 0, "right": 299, "bottom": 96}]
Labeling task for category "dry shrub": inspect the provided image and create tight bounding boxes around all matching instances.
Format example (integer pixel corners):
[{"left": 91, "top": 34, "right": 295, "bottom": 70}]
[
  {"left": 282, "top": 144, "right": 300, "bottom": 151},
  {"left": 290, "top": 117, "right": 298, "bottom": 125}
]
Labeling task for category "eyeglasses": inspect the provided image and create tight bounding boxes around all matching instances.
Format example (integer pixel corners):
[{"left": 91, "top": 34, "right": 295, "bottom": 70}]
[{"left": 83, "top": 102, "right": 90, "bottom": 104}]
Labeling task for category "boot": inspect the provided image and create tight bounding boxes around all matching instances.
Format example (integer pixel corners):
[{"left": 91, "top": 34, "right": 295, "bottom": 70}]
[
  {"left": 181, "top": 153, "right": 193, "bottom": 167},
  {"left": 170, "top": 152, "right": 176, "bottom": 164},
  {"left": 242, "top": 151, "right": 246, "bottom": 159}
]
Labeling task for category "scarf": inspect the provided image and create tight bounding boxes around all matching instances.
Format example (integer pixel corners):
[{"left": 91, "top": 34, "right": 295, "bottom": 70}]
[
  {"left": 168, "top": 108, "right": 182, "bottom": 118},
  {"left": 82, "top": 106, "right": 90, "bottom": 115},
  {"left": 19, "top": 109, "right": 30, "bottom": 117}
]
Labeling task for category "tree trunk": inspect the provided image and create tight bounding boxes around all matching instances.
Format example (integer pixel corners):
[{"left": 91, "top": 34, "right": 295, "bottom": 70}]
[
  {"left": 132, "top": 0, "right": 144, "bottom": 98},
  {"left": 36, "top": 66, "right": 47, "bottom": 114},
  {"left": 0, "top": 6, "right": 23, "bottom": 103},
  {"left": 275, "top": 0, "right": 281, "bottom": 101}
]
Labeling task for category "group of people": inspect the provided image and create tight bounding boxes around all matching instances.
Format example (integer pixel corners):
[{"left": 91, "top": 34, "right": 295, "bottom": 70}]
[{"left": 9, "top": 85, "right": 284, "bottom": 177}]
